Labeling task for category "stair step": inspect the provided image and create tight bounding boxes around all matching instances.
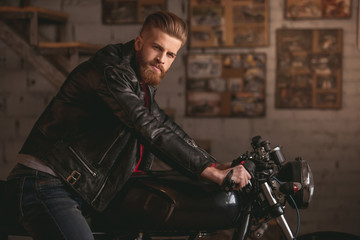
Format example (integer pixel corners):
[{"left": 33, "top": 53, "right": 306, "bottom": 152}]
[
  {"left": 0, "top": 7, "right": 102, "bottom": 88},
  {"left": 0, "top": 6, "right": 68, "bottom": 23},
  {"left": 0, "top": 6, "right": 68, "bottom": 45},
  {"left": 38, "top": 41, "right": 103, "bottom": 55}
]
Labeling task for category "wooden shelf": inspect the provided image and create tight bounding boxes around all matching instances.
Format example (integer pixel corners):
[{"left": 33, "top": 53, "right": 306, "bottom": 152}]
[
  {"left": 0, "top": 6, "right": 103, "bottom": 88},
  {"left": 0, "top": 6, "right": 68, "bottom": 45},
  {"left": 38, "top": 41, "right": 103, "bottom": 55},
  {"left": 0, "top": 6, "right": 68, "bottom": 23}
]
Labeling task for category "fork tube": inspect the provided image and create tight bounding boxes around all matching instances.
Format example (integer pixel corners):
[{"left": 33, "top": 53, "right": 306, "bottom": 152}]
[
  {"left": 238, "top": 205, "right": 251, "bottom": 240},
  {"left": 261, "top": 182, "right": 294, "bottom": 240},
  {"left": 275, "top": 214, "right": 294, "bottom": 240}
]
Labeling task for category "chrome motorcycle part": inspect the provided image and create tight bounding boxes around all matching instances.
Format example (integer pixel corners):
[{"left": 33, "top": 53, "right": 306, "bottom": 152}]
[
  {"left": 250, "top": 222, "right": 268, "bottom": 239},
  {"left": 277, "top": 158, "right": 314, "bottom": 209},
  {"left": 270, "top": 146, "right": 286, "bottom": 166},
  {"left": 300, "top": 158, "right": 314, "bottom": 207},
  {"left": 261, "top": 182, "right": 294, "bottom": 240}
]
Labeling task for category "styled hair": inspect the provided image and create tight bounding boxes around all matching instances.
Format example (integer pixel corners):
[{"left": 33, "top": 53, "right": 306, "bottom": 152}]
[{"left": 140, "top": 11, "right": 188, "bottom": 45}]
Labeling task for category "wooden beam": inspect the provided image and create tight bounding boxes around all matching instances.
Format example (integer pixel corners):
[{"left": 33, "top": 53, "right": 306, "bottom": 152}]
[
  {"left": 0, "top": 6, "right": 68, "bottom": 46},
  {"left": 0, "top": 6, "right": 68, "bottom": 23},
  {"left": 37, "top": 42, "right": 102, "bottom": 73},
  {"left": 38, "top": 41, "right": 102, "bottom": 54},
  {"left": 0, "top": 20, "right": 65, "bottom": 89},
  {"left": 29, "top": 11, "right": 38, "bottom": 45}
]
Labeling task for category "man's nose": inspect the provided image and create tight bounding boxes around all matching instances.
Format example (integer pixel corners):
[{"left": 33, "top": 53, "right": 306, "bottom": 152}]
[{"left": 156, "top": 54, "right": 165, "bottom": 64}]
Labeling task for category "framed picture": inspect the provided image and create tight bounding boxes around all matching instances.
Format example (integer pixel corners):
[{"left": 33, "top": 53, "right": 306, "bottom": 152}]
[
  {"left": 186, "top": 53, "right": 266, "bottom": 117},
  {"left": 284, "top": 0, "right": 351, "bottom": 19},
  {"left": 275, "top": 29, "right": 342, "bottom": 109},
  {"left": 102, "top": 0, "right": 167, "bottom": 24},
  {"left": 189, "top": 0, "right": 269, "bottom": 48}
]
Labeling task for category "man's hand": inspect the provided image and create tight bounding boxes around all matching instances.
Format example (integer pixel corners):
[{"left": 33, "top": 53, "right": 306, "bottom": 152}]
[
  {"left": 200, "top": 163, "right": 251, "bottom": 190},
  {"left": 229, "top": 164, "right": 251, "bottom": 190}
]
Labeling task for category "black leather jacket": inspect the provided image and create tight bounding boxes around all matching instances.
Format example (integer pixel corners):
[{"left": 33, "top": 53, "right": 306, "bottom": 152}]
[{"left": 19, "top": 40, "right": 216, "bottom": 211}]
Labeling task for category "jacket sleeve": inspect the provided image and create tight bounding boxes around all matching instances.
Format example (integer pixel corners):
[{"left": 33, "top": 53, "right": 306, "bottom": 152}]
[
  {"left": 98, "top": 66, "right": 216, "bottom": 177},
  {"left": 152, "top": 100, "right": 189, "bottom": 140},
  {"left": 152, "top": 100, "right": 216, "bottom": 161}
]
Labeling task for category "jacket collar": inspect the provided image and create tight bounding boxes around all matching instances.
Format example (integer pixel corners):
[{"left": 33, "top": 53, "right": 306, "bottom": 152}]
[{"left": 99, "top": 40, "right": 158, "bottom": 100}]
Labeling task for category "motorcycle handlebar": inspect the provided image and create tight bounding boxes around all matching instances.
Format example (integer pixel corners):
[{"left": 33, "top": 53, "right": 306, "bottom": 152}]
[
  {"left": 221, "top": 169, "right": 254, "bottom": 192},
  {"left": 220, "top": 169, "right": 238, "bottom": 192}
]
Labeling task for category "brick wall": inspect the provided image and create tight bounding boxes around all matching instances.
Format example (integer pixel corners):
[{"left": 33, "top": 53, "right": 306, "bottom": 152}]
[{"left": 1, "top": 0, "right": 359, "bottom": 237}]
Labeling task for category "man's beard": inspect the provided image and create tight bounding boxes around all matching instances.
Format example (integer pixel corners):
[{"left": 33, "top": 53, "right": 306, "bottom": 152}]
[{"left": 136, "top": 50, "right": 166, "bottom": 86}]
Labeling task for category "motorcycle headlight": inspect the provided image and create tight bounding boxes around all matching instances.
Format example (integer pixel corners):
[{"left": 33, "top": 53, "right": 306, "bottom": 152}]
[
  {"left": 277, "top": 157, "right": 314, "bottom": 209},
  {"left": 301, "top": 158, "right": 314, "bottom": 207}
]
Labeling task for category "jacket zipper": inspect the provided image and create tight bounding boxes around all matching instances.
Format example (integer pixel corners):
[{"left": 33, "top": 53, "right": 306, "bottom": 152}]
[
  {"left": 97, "top": 131, "right": 123, "bottom": 165},
  {"left": 186, "top": 139, "right": 208, "bottom": 159},
  {"left": 91, "top": 176, "right": 108, "bottom": 205},
  {"left": 91, "top": 131, "right": 124, "bottom": 205},
  {"left": 68, "top": 146, "right": 97, "bottom": 177},
  {"left": 197, "top": 146, "right": 209, "bottom": 159}
]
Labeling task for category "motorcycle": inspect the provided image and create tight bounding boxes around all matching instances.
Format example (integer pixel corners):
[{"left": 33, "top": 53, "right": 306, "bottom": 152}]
[
  {"left": 1, "top": 136, "right": 358, "bottom": 240},
  {"left": 89, "top": 136, "right": 315, "bottom": 240}
]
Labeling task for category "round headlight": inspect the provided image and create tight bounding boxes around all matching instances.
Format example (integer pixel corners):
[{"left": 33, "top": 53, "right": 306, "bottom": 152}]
[
  {"left": 301, "top": 160, "right": 314, "bottom": 207},
  {"left": 277, "top": 157, "right": 314, "bottom": 209}
]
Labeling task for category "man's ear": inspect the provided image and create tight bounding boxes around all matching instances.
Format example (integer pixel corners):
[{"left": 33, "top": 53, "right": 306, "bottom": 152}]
[{"left": 135, "top": 36, "right": 143, "bottom": 51}]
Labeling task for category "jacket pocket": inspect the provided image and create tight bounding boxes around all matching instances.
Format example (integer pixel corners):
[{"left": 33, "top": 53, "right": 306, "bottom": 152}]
[
  {"left": 68, "top": 146, "right": 97, "bottom": 177},
  {"left": 97, "top": 130, "right": 124, "bottom": 165}
]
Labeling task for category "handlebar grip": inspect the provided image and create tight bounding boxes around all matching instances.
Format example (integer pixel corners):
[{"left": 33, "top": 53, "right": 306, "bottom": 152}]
[
  {"left": 221, "top": 169, "right": 238, "bottom": 192},
  {"left": 232, "top": 158, "right": 256, "bottom": 178}
]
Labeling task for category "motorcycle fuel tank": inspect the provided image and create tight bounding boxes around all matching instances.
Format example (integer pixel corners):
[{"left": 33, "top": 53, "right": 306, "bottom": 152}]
[{"left": 94, "top": 171, "right": 244, "bottom": 234}]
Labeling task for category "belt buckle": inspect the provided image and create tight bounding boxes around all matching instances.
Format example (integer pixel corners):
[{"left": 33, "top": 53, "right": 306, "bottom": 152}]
[{"left": 66, "top": 170, "right": 81, "bottom": 186}]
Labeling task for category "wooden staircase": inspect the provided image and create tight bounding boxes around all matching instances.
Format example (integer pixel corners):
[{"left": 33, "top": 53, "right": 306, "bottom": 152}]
[{"left": 0, "top": 6, "right": 103, "bottom": 89}]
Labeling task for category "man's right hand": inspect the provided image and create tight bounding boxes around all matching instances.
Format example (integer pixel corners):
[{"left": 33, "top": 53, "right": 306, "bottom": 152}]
[
  {"left": 227, "top": 164, "right": 251, "bottom": 190},
  {"left": 200, "top": 163, "right": 251, "bottom": 190}
]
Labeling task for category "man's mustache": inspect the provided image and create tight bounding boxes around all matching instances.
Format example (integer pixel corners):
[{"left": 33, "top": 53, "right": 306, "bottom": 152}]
[{"left": 150, "top": 60, "right": 165, "bottom": 73}]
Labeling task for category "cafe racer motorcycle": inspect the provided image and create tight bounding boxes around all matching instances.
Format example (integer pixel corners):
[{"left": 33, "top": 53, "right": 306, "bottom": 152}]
[
  {"left": 1, "top": 136, "right": 359, "bottom": 239},
  {"left": 89, "top": 136, "right": 315, "bottom": 240}
]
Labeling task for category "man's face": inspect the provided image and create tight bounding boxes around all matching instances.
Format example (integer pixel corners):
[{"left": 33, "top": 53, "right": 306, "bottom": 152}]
[{"left": 135, "top": 28, "right": 182, "bottom": 86}]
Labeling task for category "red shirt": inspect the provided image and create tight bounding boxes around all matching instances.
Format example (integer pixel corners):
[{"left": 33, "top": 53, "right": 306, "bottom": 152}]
[{"left": 133, "top": 82, "right": 149, "bottom": 173}]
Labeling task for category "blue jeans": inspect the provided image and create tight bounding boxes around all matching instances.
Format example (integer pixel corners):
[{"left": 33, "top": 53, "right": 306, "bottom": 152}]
[{"left": 6, "top": 164, "right": 95, "bottom": 240}]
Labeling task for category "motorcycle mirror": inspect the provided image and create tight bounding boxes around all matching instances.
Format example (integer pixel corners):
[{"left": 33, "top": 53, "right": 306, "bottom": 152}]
[{"left": 251, "top": 136, "right": 262, "bottom": 149}]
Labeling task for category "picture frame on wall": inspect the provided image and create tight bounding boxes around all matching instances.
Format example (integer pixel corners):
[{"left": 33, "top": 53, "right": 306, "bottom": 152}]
[
  {"left": 189, "top": 0, "right": 269, "bottom": 48},
  {"left": 186, "top": 53, "right": 266, "bottom": 117},
  {"left": 102, "top": 0, "right": 167, "bottom": 24},
  {"left": 275, "top": 29, "right": 343, "bottom": 109},
  {"left": 284, "top": 0, "right": 351, "bottom": 19}
]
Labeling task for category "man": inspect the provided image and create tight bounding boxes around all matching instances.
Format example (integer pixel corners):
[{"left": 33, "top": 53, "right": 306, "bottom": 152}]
[{"left": 6, "top": 11, "right": 252, "bottom": 240}]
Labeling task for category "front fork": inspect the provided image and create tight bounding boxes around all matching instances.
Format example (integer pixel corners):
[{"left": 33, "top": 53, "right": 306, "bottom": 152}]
[
  {"left": 261, "top": 182, "right": 294, "bottom": 240},
  {"left": 232, "top": 204, "right": 252, "bottom": 240}
]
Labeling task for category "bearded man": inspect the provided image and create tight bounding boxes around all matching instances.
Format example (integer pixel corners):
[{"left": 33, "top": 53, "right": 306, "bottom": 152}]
[{"left": 6, "top": 11, "right": 251, "bottom": 240}]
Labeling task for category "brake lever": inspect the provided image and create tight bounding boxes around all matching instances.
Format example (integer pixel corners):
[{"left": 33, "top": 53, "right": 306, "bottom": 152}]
[{"left": 241, "top": 180, "right": 253, "bottom": 194}]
